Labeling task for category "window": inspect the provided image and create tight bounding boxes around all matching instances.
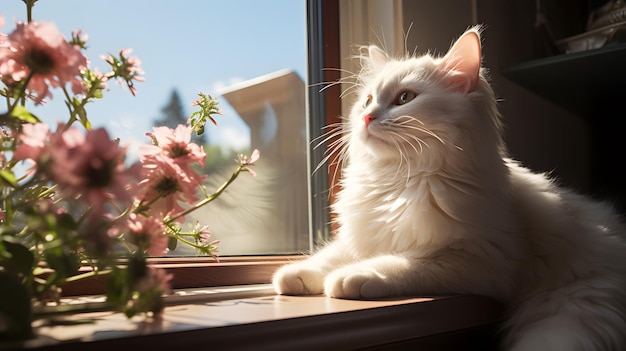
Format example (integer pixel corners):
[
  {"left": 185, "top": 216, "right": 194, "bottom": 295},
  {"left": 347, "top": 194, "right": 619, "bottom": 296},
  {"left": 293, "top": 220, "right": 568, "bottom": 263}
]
[
  {"left": 2, "top": 0, "right": 316, "bottom": 259},
  {"left": 2, "top": 0, "right": 410, "bottom": 293}
]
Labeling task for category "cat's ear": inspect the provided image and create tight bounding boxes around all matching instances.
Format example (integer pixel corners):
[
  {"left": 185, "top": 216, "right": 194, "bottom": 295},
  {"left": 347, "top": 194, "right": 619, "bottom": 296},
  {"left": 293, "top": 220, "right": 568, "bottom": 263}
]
[
  {"left": 440, "top": 29, "right": 481, "bottom": 93},
  {"left": 367, "top": 45, "right": 389, "bottom": 70}
]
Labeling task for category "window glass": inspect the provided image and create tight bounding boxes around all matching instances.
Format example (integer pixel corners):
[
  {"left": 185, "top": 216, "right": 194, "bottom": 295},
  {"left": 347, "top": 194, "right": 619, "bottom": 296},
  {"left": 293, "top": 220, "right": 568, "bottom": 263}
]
[{"left": 2, "top": 0, "right": 309, "bottom": 256}]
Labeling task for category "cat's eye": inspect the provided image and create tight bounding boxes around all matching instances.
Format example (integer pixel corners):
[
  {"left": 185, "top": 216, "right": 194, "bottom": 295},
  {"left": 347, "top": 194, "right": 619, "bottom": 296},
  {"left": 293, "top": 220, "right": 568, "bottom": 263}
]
[
  {"left": 363, "top": 94, "right": 373, "bottom": 108},
  {"left": 396, "top": 91, "right": 417, "bottom": 105}
]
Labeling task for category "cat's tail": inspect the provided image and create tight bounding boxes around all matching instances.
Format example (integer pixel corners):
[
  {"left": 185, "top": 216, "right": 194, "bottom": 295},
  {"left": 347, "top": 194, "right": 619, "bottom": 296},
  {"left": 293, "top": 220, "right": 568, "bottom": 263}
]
[{"left": 502, "top": 278, "right": 626, "bottom": 351}]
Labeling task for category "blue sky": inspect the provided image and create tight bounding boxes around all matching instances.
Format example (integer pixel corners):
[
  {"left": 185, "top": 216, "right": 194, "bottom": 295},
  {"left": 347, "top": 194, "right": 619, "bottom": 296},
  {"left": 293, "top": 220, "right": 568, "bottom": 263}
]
[{"left": 1, "top": 0, "right": 306, "bottom": 156}]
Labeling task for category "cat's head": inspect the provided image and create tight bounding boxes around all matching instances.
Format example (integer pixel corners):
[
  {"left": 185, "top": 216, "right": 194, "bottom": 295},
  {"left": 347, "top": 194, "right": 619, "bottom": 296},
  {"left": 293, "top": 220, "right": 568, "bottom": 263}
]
[{"left": 345, "top": 27, "right": 503, "bottom": 174}]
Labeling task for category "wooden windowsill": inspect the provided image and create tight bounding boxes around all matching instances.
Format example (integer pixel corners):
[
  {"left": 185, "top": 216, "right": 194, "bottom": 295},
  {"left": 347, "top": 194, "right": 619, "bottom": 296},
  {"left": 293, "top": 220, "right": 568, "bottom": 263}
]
[
  {"left": 8, "top": 285, "right": 504, "bottom": 351},
  {"left": 59, "top": 256, "right": 306, "bottom": 296}
]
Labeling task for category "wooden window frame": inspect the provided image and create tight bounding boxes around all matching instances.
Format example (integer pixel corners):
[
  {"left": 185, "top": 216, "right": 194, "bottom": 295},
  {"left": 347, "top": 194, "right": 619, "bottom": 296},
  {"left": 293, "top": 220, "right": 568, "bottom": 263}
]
[{"left": 60, "top": 256, "right": 304, "bottom": 296}]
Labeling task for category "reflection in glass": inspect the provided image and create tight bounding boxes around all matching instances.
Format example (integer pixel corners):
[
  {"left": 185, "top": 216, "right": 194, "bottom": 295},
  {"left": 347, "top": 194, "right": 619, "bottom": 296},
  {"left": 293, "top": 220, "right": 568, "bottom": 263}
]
[{"left": 182, "top": 70, "right": 309, "bottom": 255}]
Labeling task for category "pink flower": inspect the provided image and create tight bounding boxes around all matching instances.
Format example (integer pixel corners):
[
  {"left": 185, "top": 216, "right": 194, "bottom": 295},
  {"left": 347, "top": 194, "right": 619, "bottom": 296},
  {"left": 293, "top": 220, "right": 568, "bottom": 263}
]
[
  {"left": 126, "top": 213, "right": 168, "bottom": 256},
  {"left": 137, "top": 154, "right": 200, "bottom": 221},
  {"left": 0, "top": 15, "right": 7, "bottom": 45},
  {"left": 121, "top": 48, "right": 144, "bottom": 81},
  {"left": 242, "top": 148, "right": 260, "bottom": 164},
  {"left": 237, "top": 149, "right": 260, "bottom": 177},
  {"left": 81, "top": 212, "right": 117, "bottom": 257},
  {"left": 0, "top": 20, "right": 87, "bottom": 104},
  {"left": 195, "top": 222, "right": 212, "bottom": 242},
  {"left": 13, "top": 122, "right": 50, "bottom": 162},
  {"left": 193, "top": 221, "right": 220, "bottom": 260},
  {"left": 101, "top": 48, "right": 144, "bottom": 96},
  {"left": 136, "top": 125, "right": 207, "bottom": 220},
  {"left": 134, "top": 266, "right": 172, "bottom": 295},
  {"left": 48, "top": 127, "right": 137, "bottom": 212},
  {"left": 69, "top": 29, "right": 88, "bottom": 49},
  {"left": 140, "top": 124, "right": 206, "bottom": 168}
]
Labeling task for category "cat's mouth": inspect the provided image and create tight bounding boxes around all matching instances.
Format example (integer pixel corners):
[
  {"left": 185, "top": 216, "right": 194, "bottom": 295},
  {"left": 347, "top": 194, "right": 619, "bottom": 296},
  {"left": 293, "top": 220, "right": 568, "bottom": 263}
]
[
  {"left": 362, "top": 125, "right": 389, "bottom": 145},
  {"left": 363, "top": 124, "right": 377, "bottom": 139}
]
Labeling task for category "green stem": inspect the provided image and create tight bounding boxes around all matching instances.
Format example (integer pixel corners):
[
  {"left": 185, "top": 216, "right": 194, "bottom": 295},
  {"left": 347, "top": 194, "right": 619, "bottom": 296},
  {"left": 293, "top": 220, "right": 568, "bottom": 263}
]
[
  {"left": 167, "top": 233, "right": 200, "bottom": 250},
  {"left": 60, "top": 269, "right": 111, "bottom": 284},
  {"left": 26, "top": 1, "right": 33, "bottom": 22},
  {"left": 8, "top": 73, "right": 33, "bottom": 113},
  {"left": 168, "top": 165, "right": 243, "bottom": 223},
  {"left": 4, "top": 93, "right": 10, "bottom": 112},
  {"left": 37, "top": 184, "right": 58, "bottom": 199},
  {"left": 61, "top": 87, "right": 78, "bottom": 130}
]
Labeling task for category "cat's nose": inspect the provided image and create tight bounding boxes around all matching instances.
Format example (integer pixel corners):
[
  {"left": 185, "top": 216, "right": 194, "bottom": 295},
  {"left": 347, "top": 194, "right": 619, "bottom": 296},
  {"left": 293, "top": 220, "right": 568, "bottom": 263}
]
[{"left": 363, "top": 114, "right": 376, "bottom": 127}]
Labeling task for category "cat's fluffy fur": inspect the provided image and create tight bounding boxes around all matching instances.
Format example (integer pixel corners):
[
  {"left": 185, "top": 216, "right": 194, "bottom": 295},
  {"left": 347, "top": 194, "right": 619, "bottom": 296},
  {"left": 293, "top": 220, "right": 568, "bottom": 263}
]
[{"left": 273, "top": 26, "right": 626, "bottom": 350}]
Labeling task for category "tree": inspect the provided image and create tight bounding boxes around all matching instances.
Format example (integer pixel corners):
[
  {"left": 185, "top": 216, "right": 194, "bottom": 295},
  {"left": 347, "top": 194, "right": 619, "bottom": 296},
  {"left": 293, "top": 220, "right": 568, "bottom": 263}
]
[{"left": 154, "top": 89, "right": 207, "bottom": 145}]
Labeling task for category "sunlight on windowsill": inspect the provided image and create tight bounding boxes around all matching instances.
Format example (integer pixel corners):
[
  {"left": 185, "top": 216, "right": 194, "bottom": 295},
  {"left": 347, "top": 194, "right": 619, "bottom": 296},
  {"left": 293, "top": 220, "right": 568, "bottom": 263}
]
[{"left": 10, "top": 286, "right": 503, "bottom": 350}]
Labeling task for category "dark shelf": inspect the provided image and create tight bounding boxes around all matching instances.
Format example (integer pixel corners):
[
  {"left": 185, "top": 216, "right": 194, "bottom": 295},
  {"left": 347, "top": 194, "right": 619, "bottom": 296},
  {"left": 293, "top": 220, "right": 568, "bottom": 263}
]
[
  {"left": 501, "top": 42, "right": 626, "bottom": 116},
  {"left": 501, "top": 43, "right": 626, "bottom": 213}
]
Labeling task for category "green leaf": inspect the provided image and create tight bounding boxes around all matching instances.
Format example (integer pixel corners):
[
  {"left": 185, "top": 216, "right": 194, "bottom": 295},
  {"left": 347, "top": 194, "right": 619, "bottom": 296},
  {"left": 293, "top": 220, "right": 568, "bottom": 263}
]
[
  {"left": 43, "top": 242, "right": 80, "bottom": 280},
  {"left": 10, "top": 105, "right": 40, "bottom": 123},
  {"left": 56, "top": 213, "right": 79, "bottom": 231},
  {"left": 196, "top": 125, "right": 205, "bottom": 136},
  {"left": 105, "top": 267, "right": 130, "bottom": 308},
  {"left": 0, "top": 272, "right": 32, "bottom": 340},
  {"left": 0, "top": 170, "right": 18, "bottom": 188},
  {"left": 0, "top": 239, "right": 34, "bottom": 276},
  {"left": 167, "top": 236, "right": 178, "bottom": 251}
]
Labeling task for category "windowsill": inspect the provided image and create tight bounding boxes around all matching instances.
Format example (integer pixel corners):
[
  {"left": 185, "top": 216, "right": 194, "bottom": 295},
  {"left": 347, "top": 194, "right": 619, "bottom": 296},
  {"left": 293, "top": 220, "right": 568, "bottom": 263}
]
[
  {"left": 58, "top": 256, "right": 306, "bottom": 296},
  {"left": 8, "top": 285, "right": 504, "bottom": 350}
]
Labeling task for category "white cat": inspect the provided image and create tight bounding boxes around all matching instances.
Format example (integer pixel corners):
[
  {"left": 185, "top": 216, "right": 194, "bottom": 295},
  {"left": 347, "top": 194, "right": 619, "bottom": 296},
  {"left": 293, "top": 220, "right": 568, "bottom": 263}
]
[{"left": 272, "top": 26, "right": 626, "bottom": 350}]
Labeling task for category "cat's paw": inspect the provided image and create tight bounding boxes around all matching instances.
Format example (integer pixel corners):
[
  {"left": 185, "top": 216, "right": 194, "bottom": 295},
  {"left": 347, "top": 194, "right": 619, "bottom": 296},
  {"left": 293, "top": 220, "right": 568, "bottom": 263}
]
[
  {"left": 273, "top": 262, "right": 325, "bottom": 295},
  {"left": 324, "top": 267, "right": 393, "bottom": 299}
]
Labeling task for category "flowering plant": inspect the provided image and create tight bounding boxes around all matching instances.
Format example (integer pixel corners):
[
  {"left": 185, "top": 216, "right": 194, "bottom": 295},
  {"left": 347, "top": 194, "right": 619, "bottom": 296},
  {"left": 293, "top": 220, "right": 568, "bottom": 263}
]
[{"left": 0, "top": 0, "right": 259, "bottom": 340}]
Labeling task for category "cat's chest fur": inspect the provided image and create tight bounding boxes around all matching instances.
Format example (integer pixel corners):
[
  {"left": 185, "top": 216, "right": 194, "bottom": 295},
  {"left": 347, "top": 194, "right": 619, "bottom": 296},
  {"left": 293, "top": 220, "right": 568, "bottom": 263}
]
[{"left": 334, "top": 163, "right": 471, "bottom": 256}]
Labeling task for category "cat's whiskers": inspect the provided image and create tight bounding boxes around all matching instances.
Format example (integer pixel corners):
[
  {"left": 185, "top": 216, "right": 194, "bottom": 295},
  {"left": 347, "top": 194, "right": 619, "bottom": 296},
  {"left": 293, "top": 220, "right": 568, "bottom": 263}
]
[
  {"left": 322, "top": 67, "right": 358, "bottom": 77},
  {"left": 381, "top": 120, "right": 430, "bottom": 155},
  {"left": 402, "top": 22, "right": 414, "bottom": 58},
  {"left": 330, "top": 145, "right": 349, "bottom": 192},
  {"left": 312, "top": 122, "right": 344, "bottom": 149},
  {"left": 387, "top": 115, "right": 464, "bottom": 151},
  {"left": 325, "top": 136, "right": 349, "bottom": 169},
  {"left": 387, "top": 129, "right": 425, "bottom": 156},
  {"left": 314, "top": 141, "right": 342, "bottom": 175},
  {"left": 316, "top": 79, "right": 361, "bottom": 100},
  {"left": 387, "top": 132, "right": 416, "bottom": 183},
  {"left": 312, "top": 123, "right": 348, "bottom": 175},
  {"left": 316, "top": 68, "right": 363, "bottom": 99},
  {"left": 380, "top": 131, "right": 407, "bottom": 171},
  {"left": 314, "top": 78, "right": 358, "bottom": 93},
  {"left": 311, "top": 120, "right": 354, "bottom": 196},
  {"left": 388, "top": 115, "right": 446, "bottom": 145}
]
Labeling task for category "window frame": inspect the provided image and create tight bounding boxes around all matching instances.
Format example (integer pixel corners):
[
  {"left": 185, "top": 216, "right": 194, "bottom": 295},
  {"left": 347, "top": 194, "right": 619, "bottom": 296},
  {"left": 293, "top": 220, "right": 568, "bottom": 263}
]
[
  {"left": 59, "top": 256, "right": 303, "bottom": 296},
  {"left": 307, "top": 0, "right": 342, "bottom": 239}
]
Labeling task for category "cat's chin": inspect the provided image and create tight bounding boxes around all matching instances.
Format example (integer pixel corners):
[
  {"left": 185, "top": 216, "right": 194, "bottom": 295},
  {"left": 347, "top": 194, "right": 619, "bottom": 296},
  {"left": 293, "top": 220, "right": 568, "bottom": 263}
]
[
  {"left": 360, "top": 128, "right": 390, "bottom": 146},
  {"left": 357, "top": 131, "right": 404, "bottom": 161},
  {"left": 358, "top": 132, "right": 385, "bottom": 149},
  {"left": 360, "top": 141, "right": 400, "bottom": 161}
]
